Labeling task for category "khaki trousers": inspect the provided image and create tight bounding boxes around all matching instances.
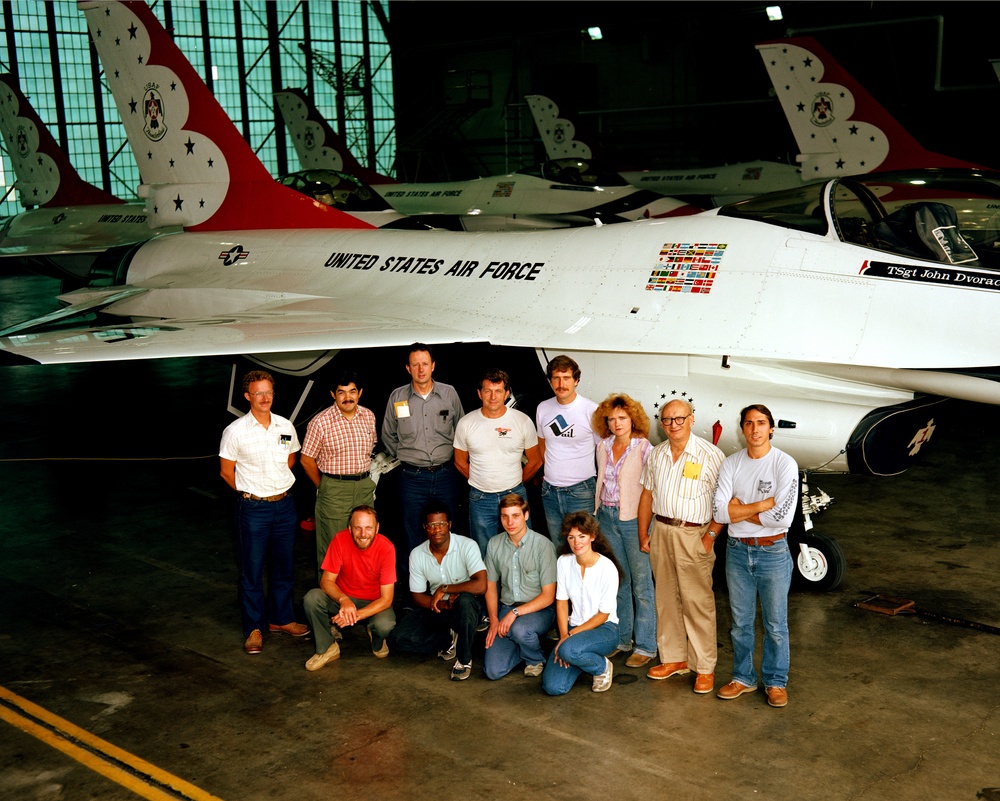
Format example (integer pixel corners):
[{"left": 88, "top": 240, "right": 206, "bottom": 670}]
[{"left": 648, "top": 519, "right": 717, "bottom": 673}]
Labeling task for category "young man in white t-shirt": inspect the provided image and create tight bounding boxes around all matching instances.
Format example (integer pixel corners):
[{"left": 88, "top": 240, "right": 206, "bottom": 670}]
[
  {"left": 454, "top": 368, "right": 543, "bottom": 556},
  {"left": 535, "top": 355, "right": 599, "bottom": 545}
]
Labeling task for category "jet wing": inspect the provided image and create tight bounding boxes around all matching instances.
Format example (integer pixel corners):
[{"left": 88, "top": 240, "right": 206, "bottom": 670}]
[{"left": 0, "top": 290, "right": 473, "bottom": 366}]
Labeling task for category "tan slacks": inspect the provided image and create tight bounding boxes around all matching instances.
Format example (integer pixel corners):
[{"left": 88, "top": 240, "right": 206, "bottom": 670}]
[{"left": 648, "top": 519, "right": 717, "bottom": 673}]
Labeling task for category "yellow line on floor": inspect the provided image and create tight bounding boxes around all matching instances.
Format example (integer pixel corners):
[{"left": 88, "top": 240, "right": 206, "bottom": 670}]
[{"left": 0, "top": 685, "right": 226, "bottom": 801}]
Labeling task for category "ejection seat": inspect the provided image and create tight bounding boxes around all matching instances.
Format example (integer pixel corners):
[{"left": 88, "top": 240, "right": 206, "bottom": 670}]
[{"left": 874, "top": 202, "right": 978, "bottom": 265}]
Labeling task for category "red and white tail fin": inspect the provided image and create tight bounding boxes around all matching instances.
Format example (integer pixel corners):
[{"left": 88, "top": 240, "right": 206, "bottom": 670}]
[
  {"left": 524, "top": 95, "right": 594, "bottom": 161},
  {"left": 756, "top": 37, "right": 988, "bottom": 178},
  {"left": 0, "top": 73, "right": 124, "bottom": 208},
  {"left": 78, "top": 1, "right": 373, "bottom": 231},
  {"left": 274, "top": 88, "right": 397, "bottom": 186}
]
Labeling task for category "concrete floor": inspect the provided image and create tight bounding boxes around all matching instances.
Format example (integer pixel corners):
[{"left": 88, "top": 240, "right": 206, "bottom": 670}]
[{"left": 1, "top": 271, "right": 999, "bottom": 801}]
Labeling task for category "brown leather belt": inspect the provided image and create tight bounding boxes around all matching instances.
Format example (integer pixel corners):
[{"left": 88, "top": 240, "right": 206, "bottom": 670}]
[
  {"left": 241, "top": 491, "right": 288, "bottom": 502},
  {"left": 735, "top": 533, "right": 786, "bottom": 547},
  {"left": 654, "top": 514, "right": 705, "bottom": 528}
]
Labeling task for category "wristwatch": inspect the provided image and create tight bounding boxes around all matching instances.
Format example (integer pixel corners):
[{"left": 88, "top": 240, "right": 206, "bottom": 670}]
[{"left": 512, "top": 607, "right": 520, "bottom": 617}]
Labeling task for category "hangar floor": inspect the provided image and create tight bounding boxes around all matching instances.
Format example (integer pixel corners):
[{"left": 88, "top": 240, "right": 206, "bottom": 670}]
[{"left": 1, "top": 272, "right": 999, "bottom": 801}]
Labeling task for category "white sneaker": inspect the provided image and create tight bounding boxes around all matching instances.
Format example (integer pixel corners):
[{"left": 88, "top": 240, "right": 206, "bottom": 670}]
[
  {"left": 592, "top": 657, "right": 613, "bottom": 692},
  {"left": 305, "top": 642, "right": 340, "bottom": 672},
  {"left": 523, "top": 662, "right": 544, "bottom": 677},
  {"left": 437, "top": 629, "right": 458, "bottom": 660},
  {"left": 450, "top": 660, "right": 472, "bottom": 681}
]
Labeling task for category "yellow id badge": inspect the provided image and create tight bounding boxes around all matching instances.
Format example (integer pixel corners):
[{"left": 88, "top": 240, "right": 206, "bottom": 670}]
[
  {"left": 394, "top": 400, "right": 411, "bottom": 419},
  {"left": 683, "top": 461, "right": 702, "bottom": 481}
]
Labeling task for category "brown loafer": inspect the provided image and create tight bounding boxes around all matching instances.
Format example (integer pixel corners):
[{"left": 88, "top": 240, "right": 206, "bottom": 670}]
[
  {"left": 765, "top": 686, "right": 788, "bottom": 707},
  {"left": 268, "top": 622, "right": 310, "bottom": 637},
  {"left": 693, "top": 672, "right": 715, "bottom": 694},
  {"left": 717, "top": 680, "right": 757, "bottom": 700},
  {"left": 625, "top": 653, "right": 653, "bottom": 668},
  {"left": 646, "top": 661, "right": 690, "bottom": 680},
  {"left": 244, "top": 629, "right": 263, "bottom": 654}
]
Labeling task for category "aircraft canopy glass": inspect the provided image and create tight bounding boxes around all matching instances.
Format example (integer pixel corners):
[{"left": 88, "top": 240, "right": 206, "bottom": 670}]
[
  {"left": 278, "top": 169, "right": 392, "bottom": 212},
  {"left": 720, "top": 169, "right": 1000, "bottom": 271},
  {"left": 519, "top": 159, "right": 629, "bottom": 187}
]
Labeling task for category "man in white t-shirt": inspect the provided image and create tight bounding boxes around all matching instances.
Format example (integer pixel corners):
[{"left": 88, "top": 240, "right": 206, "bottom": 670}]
[
  {"left": 712, "top": 403, "right": 798, "bottom": 709},
  {"left": 453, "top": 368, "right": 543, "bottom": 556},
  {"left": 535, "top": 355, "right": 599, "bottom": 545}
]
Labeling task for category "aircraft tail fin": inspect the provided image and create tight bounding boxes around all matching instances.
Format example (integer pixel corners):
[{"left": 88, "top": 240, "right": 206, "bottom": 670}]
[
  {"left": 524, "top": 94, "right": 594, "bottom": 161},
  {"left": 274, "top": 88, "right": 397, "bottom": 186},
  {"left": 0, "top": 73, "right": 124, "bottom": 208},
  {"left": 78, "top": 1, "right": 372, "bottom": 231},
  {"left": 756, "top": 37, "right": 987, "bottom": 178}
]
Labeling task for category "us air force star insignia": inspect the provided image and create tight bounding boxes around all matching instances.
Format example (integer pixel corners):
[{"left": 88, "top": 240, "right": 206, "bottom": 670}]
[{"left": 219, "top": 245, "right": 249, "bottom": 266}]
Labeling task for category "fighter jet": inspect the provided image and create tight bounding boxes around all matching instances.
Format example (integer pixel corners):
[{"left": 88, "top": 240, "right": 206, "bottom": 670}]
[
  {"left": 0, "top": 72, "right": 175, "bottom": 282},
  {"left": 529, "top": 39, "right": 988, "bottom": 205},
  {"left": 8, "top": 1, "right": 1000, "bottom": 591},
  {"left": 275, "top": 87, "right": 700, "bottom": 230},
  {"left": 756, "top": 37, "right": 990, "bottom": 180},
  {"left": 526, "top": 93, "right": 805, "bottom": 205}
]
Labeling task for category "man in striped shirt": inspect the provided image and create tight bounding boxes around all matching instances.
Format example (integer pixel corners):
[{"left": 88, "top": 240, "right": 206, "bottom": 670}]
[
  {"left": 637, "top": 399, "right": 725, "bottom": 693},
  {"left": 301, "top": 371, "right": 378, "bottom": 579}
]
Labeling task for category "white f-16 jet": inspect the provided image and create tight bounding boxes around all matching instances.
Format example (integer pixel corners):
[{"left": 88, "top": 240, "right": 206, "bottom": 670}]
[
  {"left": 528, "top": 36, "right": 987, "bottom": 205},
  {"left": 0, "top": 72, "right": 176, "bottom": 282},
  {"left": 274, "top": 86, "right": 699, "bottom": 230},
  {"left": 6, "top": 2, "right": 1000, "bottom": 591}
]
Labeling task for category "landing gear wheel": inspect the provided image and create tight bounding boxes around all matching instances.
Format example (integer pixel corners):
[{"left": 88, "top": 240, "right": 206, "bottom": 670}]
[{"left": 790, "top": 531, "right": 846, "bottom": 591}]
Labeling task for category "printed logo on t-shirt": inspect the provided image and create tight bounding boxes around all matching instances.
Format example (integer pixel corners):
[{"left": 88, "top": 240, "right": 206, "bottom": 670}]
[
  {"left": 546, "top": 414, "right": 576, "bottom": 438},
  {"left": 496, "top": 427, "right": 511, "bottom": 437},
  {"left": 757, "top": 480, "right": 773, "bottom": 495}
]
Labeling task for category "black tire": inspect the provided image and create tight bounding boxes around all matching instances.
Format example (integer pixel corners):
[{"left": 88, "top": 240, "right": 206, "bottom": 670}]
[{"left": 788, "top": 531, "right": 846, "bottom": 592}]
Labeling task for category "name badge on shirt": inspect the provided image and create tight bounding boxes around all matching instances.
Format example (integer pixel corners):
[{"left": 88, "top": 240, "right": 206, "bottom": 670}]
[
  {"left": 683, "top": 461, "right": 703, "bottom": 481},
  {"left": 394, "top": 400, "right": 411, "bottom": 419}
]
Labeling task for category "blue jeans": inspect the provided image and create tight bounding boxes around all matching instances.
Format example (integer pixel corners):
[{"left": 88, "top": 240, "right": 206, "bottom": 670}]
[
  {"left": 597, "top": 505, "right": 657, "bottom": 656},
  {"left": 236, "top": 494, "right": 298, "bottom": 637},
  {"left": 725, "top": 537, "right": 793, "bottom": 688},
  {"left": 398, "top": 462, "right": 459, "bottom": 579},
  {"left": 541, "top": 477, "right": 596, "bottom": 545},
  {"left": 399, "top": 463, "right": 459, "bottom": 552},
  {"left": 541, "top": 621, "right": 619, "bottom": 696},
  {"left": 387, "top": 592, "right": 481, "bottom": 665},
  {"left": 468, "top": 483, "right": 527, "bottom": 556},
  {"left": 483, "top": 604, "right": 556, "bottom": 679},
  {"left": 304, "top": 588, "right": 397, "bottom": 654}
]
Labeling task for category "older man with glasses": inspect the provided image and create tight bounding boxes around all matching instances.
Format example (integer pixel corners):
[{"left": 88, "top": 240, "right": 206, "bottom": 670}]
[{"left": 637, "top": 399, "right": 725, "bottom": 694}]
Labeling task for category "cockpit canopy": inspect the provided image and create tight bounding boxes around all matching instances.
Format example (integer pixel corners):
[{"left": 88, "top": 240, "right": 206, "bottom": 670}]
[
  {"left": 279, "top": 168, "right": 391, "bottom": 212},
  {"left": 518, "top": 158, "right": 628, "bottom": 188},
  {"left": 719, "top": 169, "right": 1000, "bottom": 270}
]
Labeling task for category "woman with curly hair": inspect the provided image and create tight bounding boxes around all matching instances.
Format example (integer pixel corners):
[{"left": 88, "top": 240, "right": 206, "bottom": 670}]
[
  {"left": 541, "top": 511, "right": 621, "bottom": 695},
  {"left": 592, "top": 393, "right": 656, "bottom": 668}
]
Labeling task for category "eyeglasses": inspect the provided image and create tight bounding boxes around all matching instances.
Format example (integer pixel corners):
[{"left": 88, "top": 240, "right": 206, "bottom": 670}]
[
  {"left": 424, "top": 521, "right": 450, "bottom": 530},
  {"left": 660, "top": 414, "right": 691, "bottom": 426},
  {"left": 249, "top": 390, "right": 275, "bottom": 398}
]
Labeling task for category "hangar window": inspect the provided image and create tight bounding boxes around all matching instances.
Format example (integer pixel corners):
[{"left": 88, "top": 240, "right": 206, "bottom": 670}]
[{"left": 0, "top": 1, "right": 395, "bottom": 219}]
